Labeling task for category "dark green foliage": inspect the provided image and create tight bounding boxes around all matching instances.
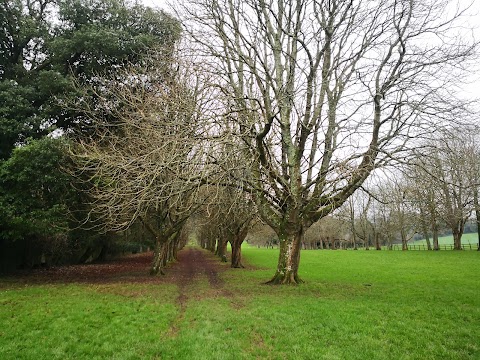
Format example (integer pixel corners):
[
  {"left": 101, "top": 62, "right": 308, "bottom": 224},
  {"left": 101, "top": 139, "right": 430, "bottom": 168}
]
[
  {"left": 0, "top": 138, "right": 72, "bottom": 240},
  {"left": 0, "top": 0, "right": 181, "bottom": 159},
  {"left": 0, "top": 138, "right": 78, "bottom": 269}
]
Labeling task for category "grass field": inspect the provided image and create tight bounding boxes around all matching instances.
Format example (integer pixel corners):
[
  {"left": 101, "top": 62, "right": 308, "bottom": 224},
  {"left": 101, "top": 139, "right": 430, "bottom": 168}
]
[
  {"left": 1, "top": 247, "right": 479, "bottom": 359},
  {"left": 413, "top": 232, "right": 479, "bottom": 246}
]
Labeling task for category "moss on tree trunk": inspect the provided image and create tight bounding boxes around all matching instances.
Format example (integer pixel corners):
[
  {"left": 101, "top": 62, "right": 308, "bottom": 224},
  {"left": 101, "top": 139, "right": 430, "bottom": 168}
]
[{"left": 266, "top": 230, "right": 304, "bottom": 285}]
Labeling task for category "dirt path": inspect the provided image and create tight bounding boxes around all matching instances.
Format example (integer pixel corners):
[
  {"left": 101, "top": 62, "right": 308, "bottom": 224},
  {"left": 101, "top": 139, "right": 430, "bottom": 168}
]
[
  {"left": 166, "top": 247, "right": 229, "bottom": 307},
  {"left": 165, "top": 247, "right": 226, "bottom": 289},
  {"left": 163, "top": 247, "right": 232, "bottom": 336},
  {"left": 0, "top": 246, "right": 230, "bottom": 289}
]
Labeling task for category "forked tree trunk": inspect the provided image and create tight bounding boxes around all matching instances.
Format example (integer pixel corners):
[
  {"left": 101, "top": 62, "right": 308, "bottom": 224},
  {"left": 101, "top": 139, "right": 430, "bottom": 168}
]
[
  {"left": 151, "top": 235, "right": 174, "bottom": 275},
  {"left": 230, "top": 223, "right": 250, "bottom": 268},
  {"left": 424, "top": 233, "right": 432, "bottom": 251},
  {"left": 452, "top": 230, "right": 462, "bottom": 250},
  {"left": 266, "top": 229, "right": 304, "bottom": 285},
  {"left": 352, "top": 233, "right": 357, "bottom": 250}
]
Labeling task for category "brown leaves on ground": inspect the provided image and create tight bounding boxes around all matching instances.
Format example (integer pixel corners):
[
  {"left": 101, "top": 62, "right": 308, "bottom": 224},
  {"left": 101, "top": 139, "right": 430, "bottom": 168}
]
[{"left": 0, "top": 248, "right": 231, "bottom": 289}]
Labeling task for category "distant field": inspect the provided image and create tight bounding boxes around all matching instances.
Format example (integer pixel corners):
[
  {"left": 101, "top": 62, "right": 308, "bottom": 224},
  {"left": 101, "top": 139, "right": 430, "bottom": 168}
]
[
  {"left": 0, "top": 247, "right": 479, "bottom": 359},
  {"left": 413, "top": 232, "right": 479, "bottom": 246}
]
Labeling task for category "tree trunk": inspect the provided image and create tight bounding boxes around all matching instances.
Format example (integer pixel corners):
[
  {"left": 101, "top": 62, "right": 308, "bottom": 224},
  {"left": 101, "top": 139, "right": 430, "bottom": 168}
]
[
  {"left": 150, "top": 239, "right": 165, "bottom": 275},
  {"left": 424, "top": 233, "right": 432, "bottom": 251},
  {"left": 330, "top": 237, "right": 336, "bottom": 250},
  {"left": 375, "top": 232, "right": 381, "bottom": 250},
  {"left": 167, "top": 241, "right": 175, "bottom": 263},
  {"left": 432, "top": 226, "right": 439, "bottom": 250},
  {"left": 266, "top": 229, "right": 304, "bottom": 285},
  {"left": 230, "top": 237, "right": 244, "bottom": 268},
  {"left": 473, "top": 188, "right": 480, "bottom": 251},
  {"left": 401, "top": 228, "right": 408, "bottom": 251},
  {"left": 453, "top": 231, "right": 462, "bottom": 250},
  {"left": 420, "top": 208, "right": 432, "bottom": 250},
  {"left": 78, "top": 246, "right": 93, "bottom": 264},
  {"left": 151, "top": 238, "right": 171, "bottom": 275},
  {"left": 230, "top": 221, "right": 250, "bottom": 268},
  {"left": 216, "top": 238, "right": 228, "bottom": 262},
  {"left": 208, "top": 237, "right": 217, "bottom": 252},
  {"left": 95, "top": 243, "right": 109, "bottom": 262},
  {"left": 172, "top": 241, "right": 179, "bottom": 260}
]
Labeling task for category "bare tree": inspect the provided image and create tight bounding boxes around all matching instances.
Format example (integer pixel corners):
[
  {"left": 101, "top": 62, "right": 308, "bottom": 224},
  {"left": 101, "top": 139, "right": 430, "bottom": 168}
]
[
  {"left": 463, "top": 133, "right": 480, "bottom": 251},
  {"left": 246, "top": 221, "right": 278, "bottom": 248},
  {"left": 406, "top": 164, "right": 441, "bottom": 250},
  {"left": 69, "top": 53, "right": 207, "bottom": 274},
  {"left": 196, "top": 185, "right": 255, "bottom": 267},
  {"left": 177, "top": 0, "right": 477, "bottom": 283},
  {"left": 385, "top": 178, "right": 417, "bottom": 250},
  {"left": 410, "top": 130, "right": 478, "bottom": 250},
  {"left": 314, "top": 216, "right": 348, "bottom": 249},
  {"left": 339, "top": 193, "right": 365, "bottom": 250}
]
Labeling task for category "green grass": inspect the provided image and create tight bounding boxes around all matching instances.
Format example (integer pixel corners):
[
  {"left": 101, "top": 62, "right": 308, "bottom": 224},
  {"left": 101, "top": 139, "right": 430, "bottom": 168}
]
[
  {"left": 0, "top": 283, "right": 178, "bottom": 359},
  {"left": 413, "top": 232, "right": 479, "bottom": 247},
  {"left": 1, "top": 248, "right": 479, "bottom": 359}
]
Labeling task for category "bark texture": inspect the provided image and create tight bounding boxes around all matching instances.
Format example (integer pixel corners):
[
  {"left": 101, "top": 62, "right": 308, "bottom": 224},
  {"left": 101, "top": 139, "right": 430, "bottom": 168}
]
[{"left": 266, "top": 230, "right": 304, "bottom": 285}]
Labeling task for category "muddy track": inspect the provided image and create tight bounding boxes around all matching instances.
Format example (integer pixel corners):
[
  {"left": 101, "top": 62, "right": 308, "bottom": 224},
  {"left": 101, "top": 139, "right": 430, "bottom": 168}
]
[
  {"left": 166, "top": 247, "right": 225, "bottom": 288},
  {"left": 0, "top": 247, "right": 229, "bottom": 289},
  {"left": 165, "top": 247, "right": 233, "bottom": 303},
  {"left": 163, "top": 247, "right": 233, "bottom": 336}
]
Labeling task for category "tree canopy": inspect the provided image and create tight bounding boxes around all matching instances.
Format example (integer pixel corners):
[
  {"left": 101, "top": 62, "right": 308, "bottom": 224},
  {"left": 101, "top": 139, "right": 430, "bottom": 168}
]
[
  {"left": 0, "top": 0, "right": 181, "bottom": 159},
  {"left": 0, "top": 0, "right": 182, "bottom": 270}
]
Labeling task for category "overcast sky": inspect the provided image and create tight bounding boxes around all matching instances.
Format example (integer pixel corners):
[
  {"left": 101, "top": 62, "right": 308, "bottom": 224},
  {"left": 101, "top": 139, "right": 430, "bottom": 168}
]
[{"left": 142, "top": 0, "right": 480, "bottom": 103}]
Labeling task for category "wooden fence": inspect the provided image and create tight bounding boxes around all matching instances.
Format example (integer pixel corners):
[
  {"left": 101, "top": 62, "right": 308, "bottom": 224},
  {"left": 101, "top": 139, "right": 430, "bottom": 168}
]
[
  {"left": 388, "top": 243, "right": 479, "bottom": 251},
  {"left": 257, "top": 242, "right": 479, "bottom": 250}
]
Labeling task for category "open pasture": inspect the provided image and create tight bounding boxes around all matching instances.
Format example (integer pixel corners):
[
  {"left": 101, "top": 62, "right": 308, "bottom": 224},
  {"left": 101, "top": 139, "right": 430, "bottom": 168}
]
[
  {"left": 412, "top": 233, "right": 479, "bottom": 248},
  {"left": 0, "top": 247, "right": 478, "bottom": 359}
]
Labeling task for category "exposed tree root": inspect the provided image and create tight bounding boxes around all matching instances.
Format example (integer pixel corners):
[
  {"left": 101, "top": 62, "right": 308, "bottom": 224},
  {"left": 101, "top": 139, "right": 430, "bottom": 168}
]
[{"left": 265, "top": 272, "right": 304, "bottom": 285}]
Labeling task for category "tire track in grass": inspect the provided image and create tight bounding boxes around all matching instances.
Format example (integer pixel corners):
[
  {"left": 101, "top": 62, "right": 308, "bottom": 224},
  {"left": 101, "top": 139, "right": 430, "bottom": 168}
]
[{"left": 164, "top": 247, "right": 233, "bottom": 337}]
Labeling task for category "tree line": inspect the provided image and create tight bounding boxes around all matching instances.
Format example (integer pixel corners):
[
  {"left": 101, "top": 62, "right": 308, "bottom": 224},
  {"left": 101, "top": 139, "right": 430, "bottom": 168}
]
[
  {"left": 0, "top": 0, "right": 182, "bottom": 271},
  {"left": 1, "top": 0, "right": 479, "bottom": 283}
]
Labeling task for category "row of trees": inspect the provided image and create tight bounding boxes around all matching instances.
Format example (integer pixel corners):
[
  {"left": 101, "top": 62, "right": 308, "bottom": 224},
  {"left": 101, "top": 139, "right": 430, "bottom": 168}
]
[
  {"left": 172, "top": 0, "right": 479, "bottom": 283},
  {"left": 0, "top": 0, "right": 182, "bottom": 271},
  {"left": 1, "top": 0, "right": 479, "bottom": 284},
  {"left": 345, "top": 131, "right": 480, "bottom": 252}
]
